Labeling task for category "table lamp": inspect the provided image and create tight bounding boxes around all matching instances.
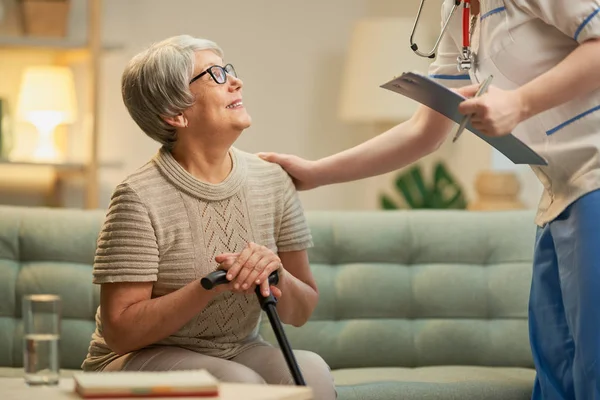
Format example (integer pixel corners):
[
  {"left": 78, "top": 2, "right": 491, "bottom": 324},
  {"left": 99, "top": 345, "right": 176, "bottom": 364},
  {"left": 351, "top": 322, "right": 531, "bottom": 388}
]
[
  {"left": 338, "top": 17, "right": 434, "bottom": 124},
  {"left": 15, "top": 66, "right": 78, "bottom": 162}
]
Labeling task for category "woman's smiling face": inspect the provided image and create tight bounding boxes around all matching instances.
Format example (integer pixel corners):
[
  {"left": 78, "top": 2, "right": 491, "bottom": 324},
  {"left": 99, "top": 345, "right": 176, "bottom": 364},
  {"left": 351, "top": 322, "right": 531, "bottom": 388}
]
[{"left": 185, "top": 50, "right": 251, "bottom": 134}]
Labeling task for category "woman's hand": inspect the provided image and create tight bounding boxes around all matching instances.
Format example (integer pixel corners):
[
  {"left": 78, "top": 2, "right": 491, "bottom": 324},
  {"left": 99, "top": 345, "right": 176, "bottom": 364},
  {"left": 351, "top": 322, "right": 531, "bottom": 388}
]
[
  {"left": 256, "top": 153, "right": 320, "bottom": 190},
  {"left": 211, "top": 254, "right": 283, "bottom": 299},
  {"left": 214, "top": 243, "right": 284, "bottom": 298},
  {"left": 457, "top": 84, "right": 526, "bottom": 137}
]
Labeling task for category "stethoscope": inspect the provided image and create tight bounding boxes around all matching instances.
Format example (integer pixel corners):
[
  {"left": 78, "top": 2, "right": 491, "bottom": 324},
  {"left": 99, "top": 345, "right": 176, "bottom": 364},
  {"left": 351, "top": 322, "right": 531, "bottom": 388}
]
[{"left": 409, "top": 0, "right": 475, "bottom": 71}]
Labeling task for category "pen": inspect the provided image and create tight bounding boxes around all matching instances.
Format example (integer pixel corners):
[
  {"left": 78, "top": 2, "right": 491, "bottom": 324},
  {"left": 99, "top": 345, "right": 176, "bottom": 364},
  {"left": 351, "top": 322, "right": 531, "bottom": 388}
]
[{"left": 452, "top": 75, "right": 494, "bottom": 143}]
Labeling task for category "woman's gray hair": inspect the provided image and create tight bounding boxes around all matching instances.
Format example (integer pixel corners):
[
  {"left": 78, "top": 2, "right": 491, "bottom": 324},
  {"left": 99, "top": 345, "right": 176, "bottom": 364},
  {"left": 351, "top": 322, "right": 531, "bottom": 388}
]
[{"left": 121, "top": 35, "right": 224, "bottom": 149}]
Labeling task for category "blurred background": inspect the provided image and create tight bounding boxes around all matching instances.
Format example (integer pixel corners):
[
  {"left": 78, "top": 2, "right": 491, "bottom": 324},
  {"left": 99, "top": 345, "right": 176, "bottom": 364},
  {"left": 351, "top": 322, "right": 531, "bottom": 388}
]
[{"left": 0, "top": 0, "right": 543, "bottom": 212}]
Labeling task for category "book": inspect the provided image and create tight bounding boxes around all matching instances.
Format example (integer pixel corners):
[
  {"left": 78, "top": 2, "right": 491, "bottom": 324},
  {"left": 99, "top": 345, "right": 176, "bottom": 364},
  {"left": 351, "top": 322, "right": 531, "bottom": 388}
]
[
  {"left": 73, "top": 369, "right": 220, "bottom": 398},
  {"left": 380, "top": 72, "right": 547, "bottom": 166}
]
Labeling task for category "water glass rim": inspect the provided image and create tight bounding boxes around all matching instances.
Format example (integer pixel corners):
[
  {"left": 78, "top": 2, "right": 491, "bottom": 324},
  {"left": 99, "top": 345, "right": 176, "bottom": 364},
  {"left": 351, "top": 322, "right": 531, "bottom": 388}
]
[{"left": 23, "top": 294, "right": 61, "bottom": 302}]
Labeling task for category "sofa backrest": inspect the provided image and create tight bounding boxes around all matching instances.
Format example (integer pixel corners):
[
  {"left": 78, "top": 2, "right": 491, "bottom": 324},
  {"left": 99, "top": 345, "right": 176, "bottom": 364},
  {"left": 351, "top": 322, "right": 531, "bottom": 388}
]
[
  {"left": 259, "top": 210, "right": 537, "bottom": 370},
  {"left": 0, "top": 206, "right": 536, "bottom": 371}
]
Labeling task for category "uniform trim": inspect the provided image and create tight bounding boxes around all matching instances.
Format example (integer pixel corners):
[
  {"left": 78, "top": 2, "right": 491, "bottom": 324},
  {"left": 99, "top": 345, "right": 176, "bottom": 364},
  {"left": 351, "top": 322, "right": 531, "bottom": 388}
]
[
  {"left": 546, "top": 104, "right": 600, "bottom": 136},
  {"left": 574, "top": 7, "right": 600, "bottom": 41},
  {"left": 480, "top": 6, "right": 506, "bottom": 21},
  {"left": 429, "top": 74, "right": 470, "bottom": 80}
]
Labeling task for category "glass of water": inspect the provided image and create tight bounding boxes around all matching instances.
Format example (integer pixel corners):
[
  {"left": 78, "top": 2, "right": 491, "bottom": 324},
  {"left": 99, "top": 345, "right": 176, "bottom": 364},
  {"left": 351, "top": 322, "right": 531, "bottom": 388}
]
[{"left": 22, "top": 294, "right": 61, "bottom": 386}]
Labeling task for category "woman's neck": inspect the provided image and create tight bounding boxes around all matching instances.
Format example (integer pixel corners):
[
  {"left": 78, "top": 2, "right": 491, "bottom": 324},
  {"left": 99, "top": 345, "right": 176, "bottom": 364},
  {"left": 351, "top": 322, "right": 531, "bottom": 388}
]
[{"left": 170, "top": 138, "right": 233, "bottom": 184}]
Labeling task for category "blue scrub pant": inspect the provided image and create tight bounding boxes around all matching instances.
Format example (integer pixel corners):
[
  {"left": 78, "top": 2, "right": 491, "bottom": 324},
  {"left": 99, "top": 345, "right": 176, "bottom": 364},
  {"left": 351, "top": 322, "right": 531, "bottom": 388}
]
[{"left": 530, "top": 190, "right": 600, "bottom": 400}]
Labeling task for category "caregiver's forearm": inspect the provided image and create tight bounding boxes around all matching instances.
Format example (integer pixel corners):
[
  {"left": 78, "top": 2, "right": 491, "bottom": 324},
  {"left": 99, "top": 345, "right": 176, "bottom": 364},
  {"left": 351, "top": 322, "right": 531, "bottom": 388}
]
[
  {"left": 314, "top": 106, "right": 452, "bottom": 185},
  {"left": 517, "top": 38, "right": 600, "bottom": 121}
]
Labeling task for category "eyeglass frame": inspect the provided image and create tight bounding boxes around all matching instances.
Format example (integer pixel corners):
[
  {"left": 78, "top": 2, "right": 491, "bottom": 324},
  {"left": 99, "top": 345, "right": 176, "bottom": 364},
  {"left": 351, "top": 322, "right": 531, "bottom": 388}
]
[{"left": 189, "top": 64, "right": 237, "bottom": 85}]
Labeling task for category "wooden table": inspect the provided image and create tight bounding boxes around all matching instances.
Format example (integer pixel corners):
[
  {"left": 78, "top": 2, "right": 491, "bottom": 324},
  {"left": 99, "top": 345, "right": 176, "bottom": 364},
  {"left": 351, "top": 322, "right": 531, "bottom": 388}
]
[{"left": 0, "top": 377, "right": 313, "bottom": 400}]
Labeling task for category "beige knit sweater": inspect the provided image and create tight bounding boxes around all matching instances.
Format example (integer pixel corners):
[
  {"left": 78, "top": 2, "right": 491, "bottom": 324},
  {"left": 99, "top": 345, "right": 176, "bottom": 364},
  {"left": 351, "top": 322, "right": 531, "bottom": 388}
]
[{"left": 81, "top": 147, "right": 313, "bottom": 371}]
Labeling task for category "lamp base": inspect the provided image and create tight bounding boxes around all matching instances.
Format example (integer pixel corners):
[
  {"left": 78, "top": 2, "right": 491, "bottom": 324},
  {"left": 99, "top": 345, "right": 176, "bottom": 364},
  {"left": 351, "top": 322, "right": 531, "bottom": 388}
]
[
  {"left": 9, "top": 125, "right": 64, "bottom": 163},
  {"left": 33, "top": 138, "right": 61, "bottom": 162},
  {"left": 31, "top": 125, "right": 63, "bottom": 162}
]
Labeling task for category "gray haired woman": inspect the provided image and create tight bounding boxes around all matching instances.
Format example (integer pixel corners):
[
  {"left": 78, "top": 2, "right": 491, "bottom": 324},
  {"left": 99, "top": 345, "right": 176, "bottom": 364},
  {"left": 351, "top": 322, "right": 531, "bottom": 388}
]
[{"left": 81, "top": 34, "right": 336, "bottom": 399}]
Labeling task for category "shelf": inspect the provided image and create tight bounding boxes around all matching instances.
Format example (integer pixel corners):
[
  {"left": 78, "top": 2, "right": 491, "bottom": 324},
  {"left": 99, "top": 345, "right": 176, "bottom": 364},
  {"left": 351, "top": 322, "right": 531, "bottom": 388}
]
[
  {"left": 0, "top": 0, "right": 121, "bottom": 53},
  {"left": 0, "top": 159, "right": 122, "bottom": 170},
  {"left": 0, "top": 159, "right": 85, "bottom": 170},
  {"left": 0, "top": 0, "right": 105, "bottom": 210},
  {"left": 0, "top": 36, "right": 122, "bottom": 52},
  {"left": 0, "top": 36, "right": 86, "bottom": 50}
]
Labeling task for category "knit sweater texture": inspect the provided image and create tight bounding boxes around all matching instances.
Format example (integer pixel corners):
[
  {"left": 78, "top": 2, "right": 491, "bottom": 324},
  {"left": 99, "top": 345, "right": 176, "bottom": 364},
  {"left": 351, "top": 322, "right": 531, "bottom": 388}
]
[{"left": 81, "top": 146, "right": 313, "bottom": 371}]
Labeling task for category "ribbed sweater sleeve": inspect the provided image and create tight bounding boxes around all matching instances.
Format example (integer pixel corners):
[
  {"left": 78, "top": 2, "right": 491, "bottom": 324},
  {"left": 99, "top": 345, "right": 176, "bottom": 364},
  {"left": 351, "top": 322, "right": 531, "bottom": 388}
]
[
  {"left": 92, "top": 183, "right": 159, "bottom": 284},
  {"left": 277, "top": 172, "right": 313, "bottom": 251}
]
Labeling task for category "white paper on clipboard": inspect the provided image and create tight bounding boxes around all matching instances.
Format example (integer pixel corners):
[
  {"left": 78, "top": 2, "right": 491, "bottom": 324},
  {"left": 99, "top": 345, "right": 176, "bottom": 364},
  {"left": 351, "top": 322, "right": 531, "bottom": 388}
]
[{"left": 380, "top": 72, "right": 547, "bottom": 166}]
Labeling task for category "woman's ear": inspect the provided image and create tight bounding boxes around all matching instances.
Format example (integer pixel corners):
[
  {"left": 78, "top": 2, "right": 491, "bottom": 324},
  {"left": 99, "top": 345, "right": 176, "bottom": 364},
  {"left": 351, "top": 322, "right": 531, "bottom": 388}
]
[{"left": 163, "top": 113, "right": 188, "bottom": 128}]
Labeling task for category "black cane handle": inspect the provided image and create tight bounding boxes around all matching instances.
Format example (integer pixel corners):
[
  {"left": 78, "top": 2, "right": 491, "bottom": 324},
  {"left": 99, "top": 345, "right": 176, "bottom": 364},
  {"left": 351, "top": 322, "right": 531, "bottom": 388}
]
[
  {"left": 200, "top": 269, "right": 228, "bottom": 290},
  {"left": 201, "top": 269, "right": 279, "bottom": 290}
]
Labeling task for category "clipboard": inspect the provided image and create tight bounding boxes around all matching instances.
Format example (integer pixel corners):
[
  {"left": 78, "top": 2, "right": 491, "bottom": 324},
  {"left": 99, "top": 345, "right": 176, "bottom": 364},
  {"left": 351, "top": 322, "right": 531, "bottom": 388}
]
[{"left": 380, "top": 72, "right": 547, "bottom": 166}]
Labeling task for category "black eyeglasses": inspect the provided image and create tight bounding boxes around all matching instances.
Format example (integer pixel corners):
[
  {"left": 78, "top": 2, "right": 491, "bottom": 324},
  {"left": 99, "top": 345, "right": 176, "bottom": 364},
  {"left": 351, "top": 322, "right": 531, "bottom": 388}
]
[{"left": 189, "top": 64, "right": 237, "bottom": 85}]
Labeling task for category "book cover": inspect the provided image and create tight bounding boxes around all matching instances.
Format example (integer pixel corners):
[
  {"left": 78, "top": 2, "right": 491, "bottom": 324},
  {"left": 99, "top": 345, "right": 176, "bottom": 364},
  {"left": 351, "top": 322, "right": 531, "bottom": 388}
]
[{"left": 73, "top": 369, "right": 220, "bottom": 398}]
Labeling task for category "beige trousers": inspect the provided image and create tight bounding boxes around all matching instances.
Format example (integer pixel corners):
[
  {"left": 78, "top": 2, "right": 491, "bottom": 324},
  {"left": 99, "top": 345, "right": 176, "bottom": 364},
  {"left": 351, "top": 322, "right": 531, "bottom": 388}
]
[{"left": 104, "top": 342, "right": 337, "bottom": 399}]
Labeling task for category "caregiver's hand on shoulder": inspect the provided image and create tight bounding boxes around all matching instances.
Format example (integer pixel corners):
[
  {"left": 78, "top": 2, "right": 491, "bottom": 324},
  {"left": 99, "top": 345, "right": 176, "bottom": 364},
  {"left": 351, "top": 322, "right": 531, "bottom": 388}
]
[
  {"left": 214, "top": 243, "right": 283, "bottom": 298},
  {"left": 257, "top": 152, "right": 320, "bottom": 190},
  {"left": 457, "top": 84, "right": 526, "bottom": 137}
]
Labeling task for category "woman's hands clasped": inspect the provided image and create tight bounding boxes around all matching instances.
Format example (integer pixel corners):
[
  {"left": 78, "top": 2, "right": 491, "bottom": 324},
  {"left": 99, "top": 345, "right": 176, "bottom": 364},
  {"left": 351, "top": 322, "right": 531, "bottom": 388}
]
[{"left": 213, "top": 242, "right": 284, "bottom": 298}]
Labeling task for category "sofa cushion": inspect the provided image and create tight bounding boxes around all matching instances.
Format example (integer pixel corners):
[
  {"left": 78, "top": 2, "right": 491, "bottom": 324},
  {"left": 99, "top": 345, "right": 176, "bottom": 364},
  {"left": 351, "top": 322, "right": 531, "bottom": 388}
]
[
  {"left": 333, "top": 366, "right": 534, "bottom": 400},
  {"left": 332, "top": 366, "right": 535, "bottom": 385},
  {"left": 335, "top": 380, "right": 533, "bottom": 400}
]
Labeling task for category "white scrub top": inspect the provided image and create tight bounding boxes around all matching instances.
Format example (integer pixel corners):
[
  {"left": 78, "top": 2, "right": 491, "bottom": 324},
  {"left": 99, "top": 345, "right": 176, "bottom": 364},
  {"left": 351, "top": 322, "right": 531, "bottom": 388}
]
[{"left": 428, "top": 0, "right": 600, "bottom": 226}]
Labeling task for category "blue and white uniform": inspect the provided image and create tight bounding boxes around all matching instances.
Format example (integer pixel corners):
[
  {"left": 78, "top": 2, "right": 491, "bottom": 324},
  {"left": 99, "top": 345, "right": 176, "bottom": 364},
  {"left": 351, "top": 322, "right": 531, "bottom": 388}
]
[{"left": 428, "top": 1, "right": 600, "bottom": 399}]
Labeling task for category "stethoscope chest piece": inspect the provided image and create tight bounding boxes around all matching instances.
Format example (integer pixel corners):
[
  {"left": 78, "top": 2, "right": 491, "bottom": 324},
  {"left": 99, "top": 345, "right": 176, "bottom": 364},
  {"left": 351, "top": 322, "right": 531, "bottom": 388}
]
[{"left": 457, "top": 47, "right": 474, "bottom": 71}]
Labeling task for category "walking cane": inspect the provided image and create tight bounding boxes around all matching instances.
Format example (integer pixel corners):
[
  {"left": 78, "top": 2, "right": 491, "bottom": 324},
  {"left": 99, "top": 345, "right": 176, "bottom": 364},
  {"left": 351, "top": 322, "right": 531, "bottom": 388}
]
[{"left": 200, "top": 269, "right": 306, "bottom": 386}]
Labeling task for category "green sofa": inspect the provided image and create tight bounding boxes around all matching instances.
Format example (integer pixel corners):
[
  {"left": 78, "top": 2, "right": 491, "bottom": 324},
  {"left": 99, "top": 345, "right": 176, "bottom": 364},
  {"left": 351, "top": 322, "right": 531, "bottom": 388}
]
[{"left": 0, "top": 205, "right": 537, "bottom": 399}]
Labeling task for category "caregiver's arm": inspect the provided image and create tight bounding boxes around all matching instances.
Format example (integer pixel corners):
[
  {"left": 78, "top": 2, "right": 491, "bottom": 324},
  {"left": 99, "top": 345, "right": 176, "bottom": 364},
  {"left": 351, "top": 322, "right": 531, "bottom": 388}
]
[
  {"left": 460, "top": 0, "right": 600, "bottom": 137},
  {"left": 259, "top": 105, "right": 454, "bottom": 189},
  {"left": 314, "top": 106, "right": 453, "bottom": 186},
  {"left": 512, "top": 0, "right": 600, "bottom": 118},
  {"left": 459, "top": 38, "right": 600, "bottom": 136},
  {"left": 517, "top": 38, "right": 600, "bottom": 120}
]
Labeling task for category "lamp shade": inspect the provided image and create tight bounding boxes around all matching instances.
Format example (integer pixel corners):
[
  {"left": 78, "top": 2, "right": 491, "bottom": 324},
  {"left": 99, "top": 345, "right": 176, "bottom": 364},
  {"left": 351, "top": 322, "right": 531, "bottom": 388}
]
[
  {"left": 338, "top": 17, "right": 435, "bottom": 123},
  {"left": 16, "top": 66, "right": 78, "bottom": 128}
]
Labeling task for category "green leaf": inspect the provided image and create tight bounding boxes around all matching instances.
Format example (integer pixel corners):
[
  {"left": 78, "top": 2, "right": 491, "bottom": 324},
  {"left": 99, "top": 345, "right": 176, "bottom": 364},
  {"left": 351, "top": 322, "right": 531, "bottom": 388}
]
[
  {"left": 380, "top": 195, "right": 399, "bottom": 210},
  {"left": 394, "top": 166, "right": 431, "bottom": 208},
  {"left": 432, "top": 163, "right": 467, "bottom": 209}
]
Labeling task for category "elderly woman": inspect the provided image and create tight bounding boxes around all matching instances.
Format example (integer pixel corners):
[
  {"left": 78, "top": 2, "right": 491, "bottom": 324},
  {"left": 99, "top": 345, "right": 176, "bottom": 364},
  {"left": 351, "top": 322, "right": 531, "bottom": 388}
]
[{"left": 81, "top": 34, "right": 336, "bottom": 399}]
